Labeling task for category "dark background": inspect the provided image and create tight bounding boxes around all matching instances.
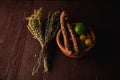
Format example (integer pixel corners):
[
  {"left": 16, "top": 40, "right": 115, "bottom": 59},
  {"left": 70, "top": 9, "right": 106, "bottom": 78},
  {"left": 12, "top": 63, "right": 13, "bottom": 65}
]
[{"left": 0, "top": 0, "right": 120, "bottom": 80}]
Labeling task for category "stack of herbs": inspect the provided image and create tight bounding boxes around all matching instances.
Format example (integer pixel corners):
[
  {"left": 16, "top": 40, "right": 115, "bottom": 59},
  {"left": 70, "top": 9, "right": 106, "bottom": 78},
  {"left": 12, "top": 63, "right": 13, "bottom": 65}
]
[{"left": 26, "top": 8, "right": 60, "bottom": 75}]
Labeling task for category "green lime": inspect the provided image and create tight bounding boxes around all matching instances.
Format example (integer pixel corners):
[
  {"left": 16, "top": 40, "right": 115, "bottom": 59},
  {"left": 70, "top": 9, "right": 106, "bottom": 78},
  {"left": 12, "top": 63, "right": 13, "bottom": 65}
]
[{"left": 74, "top": 22, "right": 86, "bottom": 35}]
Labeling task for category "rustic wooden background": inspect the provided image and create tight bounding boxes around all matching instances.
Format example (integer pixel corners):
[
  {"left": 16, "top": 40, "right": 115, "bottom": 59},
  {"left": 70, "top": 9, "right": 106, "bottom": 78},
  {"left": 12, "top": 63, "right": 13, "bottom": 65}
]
[{"left": 0, "top": 0, "right": 120, "bottom": 80}]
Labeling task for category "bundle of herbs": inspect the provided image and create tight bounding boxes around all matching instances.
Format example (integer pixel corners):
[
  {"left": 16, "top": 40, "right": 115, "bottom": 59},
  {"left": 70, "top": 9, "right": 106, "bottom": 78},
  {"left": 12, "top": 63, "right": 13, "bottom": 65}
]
[{"left": 26, "top": 8, "right": 60, "bottom": 75}]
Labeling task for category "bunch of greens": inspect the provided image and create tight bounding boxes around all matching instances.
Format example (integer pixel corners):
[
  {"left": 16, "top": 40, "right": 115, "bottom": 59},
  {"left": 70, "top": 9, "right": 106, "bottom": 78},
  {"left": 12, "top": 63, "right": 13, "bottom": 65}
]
[{"left": 26, "top": 8, "right": 60, "bottom": 75}]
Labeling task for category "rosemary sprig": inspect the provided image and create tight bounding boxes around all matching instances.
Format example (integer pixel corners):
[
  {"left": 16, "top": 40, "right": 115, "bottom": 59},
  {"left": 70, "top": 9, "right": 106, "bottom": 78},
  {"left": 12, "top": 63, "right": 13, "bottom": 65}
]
[
  {"left": 45, "top": 11, "right": 60, "bottom": 43},
  {"left": 26, "top": 8, "right": 60, "bottom": 75},
  {"left": 43, "top": 11, "right": 60, "bottom": 72}
]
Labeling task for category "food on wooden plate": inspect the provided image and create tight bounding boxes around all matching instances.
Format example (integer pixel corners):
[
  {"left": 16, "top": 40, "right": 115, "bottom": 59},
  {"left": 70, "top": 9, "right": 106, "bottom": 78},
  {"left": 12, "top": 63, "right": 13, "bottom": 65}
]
[
  {"left": 74, "top": 23, "right": 94, "bottom": 51},
  {"left": 60, "top": 11, "right": 72, "bottom": 55},
  {"left": 85, "top": 38, "right": 92, "bottom": 46},
  {"left": 74, "top": 22, "right": 86, "bottom": 35},
  {"left": 80, "top": 34, "right": 86, "bottom": 41},
  {"left": 56, "top": 11, "right": 95, "bottom": 58},
  {"left": 60, "top": 11, "right": 79, "bottom": 55},
  {"left": 67, "top": 23, "right": 79, "bottom": 55}
]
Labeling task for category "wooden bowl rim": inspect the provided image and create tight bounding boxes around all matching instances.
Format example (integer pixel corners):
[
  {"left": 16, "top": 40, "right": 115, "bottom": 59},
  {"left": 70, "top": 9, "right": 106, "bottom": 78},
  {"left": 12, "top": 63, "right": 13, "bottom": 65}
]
[{"left": 56, "top": 28, "right": 96, "bottom": 58}]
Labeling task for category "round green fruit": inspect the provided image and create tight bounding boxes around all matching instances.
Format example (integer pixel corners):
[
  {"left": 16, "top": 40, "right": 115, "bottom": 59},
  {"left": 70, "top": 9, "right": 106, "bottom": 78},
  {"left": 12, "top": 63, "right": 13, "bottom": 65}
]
[{"left": 74, "top": 22, "right": 86, "bottom": 35}]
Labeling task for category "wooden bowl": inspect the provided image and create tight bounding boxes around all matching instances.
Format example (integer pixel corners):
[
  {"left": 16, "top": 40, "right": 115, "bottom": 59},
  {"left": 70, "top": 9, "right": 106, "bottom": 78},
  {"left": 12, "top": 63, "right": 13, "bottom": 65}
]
[{"left": 56, "top": 27, "right": 96, "bottom": 58}]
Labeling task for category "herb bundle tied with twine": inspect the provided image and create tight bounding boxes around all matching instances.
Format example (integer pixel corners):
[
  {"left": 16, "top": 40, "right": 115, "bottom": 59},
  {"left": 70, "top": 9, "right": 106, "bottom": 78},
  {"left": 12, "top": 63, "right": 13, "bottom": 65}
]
[{"left": 26, "top": 8, "right": 60, "bottom": 75}]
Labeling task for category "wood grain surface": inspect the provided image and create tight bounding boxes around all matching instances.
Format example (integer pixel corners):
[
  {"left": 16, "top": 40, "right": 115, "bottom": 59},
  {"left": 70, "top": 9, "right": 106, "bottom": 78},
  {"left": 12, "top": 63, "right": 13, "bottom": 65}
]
[{"left": 0, "top": 1, "right": 120, "bottom": 80}]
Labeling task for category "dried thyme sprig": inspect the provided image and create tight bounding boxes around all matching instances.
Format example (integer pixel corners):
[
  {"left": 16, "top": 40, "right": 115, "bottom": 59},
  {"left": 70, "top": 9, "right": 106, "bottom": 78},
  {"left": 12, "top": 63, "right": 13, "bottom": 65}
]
[
  {"left": 26, "top": 8, "right": 44, "bottom": 46},
  {"left": 26, "top": 8, "right": 60, "bottom": 75},
  {"left": 26, "top": 8, "right": 45, "bottom": 75}
]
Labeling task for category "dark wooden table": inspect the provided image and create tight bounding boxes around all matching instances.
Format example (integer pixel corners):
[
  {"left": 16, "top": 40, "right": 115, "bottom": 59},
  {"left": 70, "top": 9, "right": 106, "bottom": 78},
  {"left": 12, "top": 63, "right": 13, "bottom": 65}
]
[{"left": 0, "top": 1, "right": 120, "bottom": 80}]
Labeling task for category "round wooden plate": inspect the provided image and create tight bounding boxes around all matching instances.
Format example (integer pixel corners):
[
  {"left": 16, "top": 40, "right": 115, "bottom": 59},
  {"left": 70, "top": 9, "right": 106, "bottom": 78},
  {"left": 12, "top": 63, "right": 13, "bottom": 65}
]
[{"left": 56, "top": 27, "right": 96, "bottom": 58}]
